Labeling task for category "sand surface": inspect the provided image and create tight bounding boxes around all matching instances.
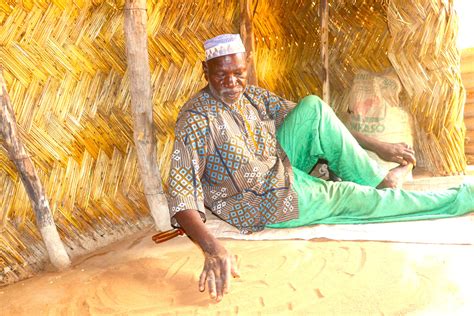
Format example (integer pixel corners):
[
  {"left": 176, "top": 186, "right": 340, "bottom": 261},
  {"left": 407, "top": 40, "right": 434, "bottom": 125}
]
[{"left": 1, "top": 227, "right": 474, "bottom": 315}]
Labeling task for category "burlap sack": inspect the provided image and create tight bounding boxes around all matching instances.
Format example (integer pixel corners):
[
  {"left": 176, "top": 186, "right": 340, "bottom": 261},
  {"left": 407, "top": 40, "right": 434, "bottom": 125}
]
[{"left": 347, "top": 68, "right": 414, "bottom": 178}]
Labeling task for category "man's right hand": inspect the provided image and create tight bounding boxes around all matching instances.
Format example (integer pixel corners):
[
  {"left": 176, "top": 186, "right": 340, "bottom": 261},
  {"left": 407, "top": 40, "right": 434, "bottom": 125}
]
[
  {"left": 199, "top": 245, "right": 240, "bottom": 301},
  {"left": 174, "top": 209, "right": 240, "bottom": 302}
]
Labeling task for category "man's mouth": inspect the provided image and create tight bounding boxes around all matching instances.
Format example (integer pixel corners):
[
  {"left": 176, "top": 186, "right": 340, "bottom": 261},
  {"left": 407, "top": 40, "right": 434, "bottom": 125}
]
[
  {"left": 208, "top": 83, "right": 243, "bottom": 104},
  {"left": 223, "top": 90, "right": 242, "bottom": 99}
]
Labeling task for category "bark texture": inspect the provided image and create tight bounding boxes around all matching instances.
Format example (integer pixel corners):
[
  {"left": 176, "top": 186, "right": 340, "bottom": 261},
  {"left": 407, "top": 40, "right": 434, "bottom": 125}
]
[
  {"left": 320, "top": 0, "right": 330, "bottom": 104},
  {"left": 0, "top": 68, "right": 70, "bottom": 270},
  {"left": 124, "top": 0, "right": 171, "bottom": 231},
  {"left": 240, "top": 0, "right": 258, "bottom": 85}
]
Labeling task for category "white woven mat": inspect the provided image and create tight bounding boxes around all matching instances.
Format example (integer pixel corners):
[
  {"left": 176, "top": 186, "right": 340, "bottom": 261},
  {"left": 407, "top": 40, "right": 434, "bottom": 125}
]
[{"left": 208, "top": 176, "right": 474, "bottom": 244}]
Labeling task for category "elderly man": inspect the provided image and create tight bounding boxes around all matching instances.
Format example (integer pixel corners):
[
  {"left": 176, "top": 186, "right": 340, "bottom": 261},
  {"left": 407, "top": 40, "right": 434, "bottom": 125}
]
[{"left": 167, "top": 34, "right": 473, "bottom": 301}]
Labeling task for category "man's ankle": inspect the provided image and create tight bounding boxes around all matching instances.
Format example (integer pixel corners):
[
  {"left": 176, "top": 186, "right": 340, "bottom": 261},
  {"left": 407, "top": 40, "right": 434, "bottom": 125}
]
[{"left": 377, "top": 163, "right": 413, "bottom": 189}]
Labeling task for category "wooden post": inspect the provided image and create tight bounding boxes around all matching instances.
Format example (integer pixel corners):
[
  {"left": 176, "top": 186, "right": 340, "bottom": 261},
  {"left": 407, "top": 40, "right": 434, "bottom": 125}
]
[
  {"left": 124, "top": 0, "right": 171, "bottom": 231},
  {"left": 0, "top": 68, "right": 71, "bottom": 270},
  {"left": 320, "top": 0, "right": 330, "bottom": 104},
  {"left": 240, "top": 0, "right": 258, "bottom": 85}
]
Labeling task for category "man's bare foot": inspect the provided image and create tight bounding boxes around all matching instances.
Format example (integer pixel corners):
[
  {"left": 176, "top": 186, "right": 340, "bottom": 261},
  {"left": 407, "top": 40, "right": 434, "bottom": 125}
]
[{"left": 377, "top": 163, "right": 413, "bottom": 189}]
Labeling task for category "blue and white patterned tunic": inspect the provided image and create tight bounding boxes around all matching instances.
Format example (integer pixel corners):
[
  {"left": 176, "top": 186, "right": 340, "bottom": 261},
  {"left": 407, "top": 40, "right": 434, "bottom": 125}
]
[{"left": 167, "top": 85, "right": 298, "bottom": 233}]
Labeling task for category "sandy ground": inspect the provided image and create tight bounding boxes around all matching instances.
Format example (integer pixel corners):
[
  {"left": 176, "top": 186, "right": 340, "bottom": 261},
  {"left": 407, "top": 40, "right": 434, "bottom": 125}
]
[{"left": 1, "top": 226, "right": 473, "bottom": 315}]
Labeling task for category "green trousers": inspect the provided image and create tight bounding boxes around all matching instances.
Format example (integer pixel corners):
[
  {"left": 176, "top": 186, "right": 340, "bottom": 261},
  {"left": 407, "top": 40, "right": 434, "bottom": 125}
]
[{"left": 268, "top": 95, "right": 474, "bottom": 229}]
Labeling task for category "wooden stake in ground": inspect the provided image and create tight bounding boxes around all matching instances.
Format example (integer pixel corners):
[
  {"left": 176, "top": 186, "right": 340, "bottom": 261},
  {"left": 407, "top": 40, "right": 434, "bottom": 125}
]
[
  {"left": 124, "top": 0, "right": 171, "bottom": 231},
  {"left": 0, "top": 68, "right": 71, "bottom": 270},
  {"left": 320, "top": 0, "right": 330, "bottom": 104},
  {"left": 240, "top": 0, "right": 258, "bottom": 85}
]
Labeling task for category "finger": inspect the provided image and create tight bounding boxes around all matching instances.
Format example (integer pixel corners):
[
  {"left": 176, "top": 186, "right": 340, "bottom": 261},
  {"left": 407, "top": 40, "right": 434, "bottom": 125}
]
[
  {"left": 222, "top": 259, "right": 232, "bottom": 294},
  {"left": 199, "top": 269, "right": 207, "bottom": 292},
  {"left": 231, "top": 255, "right": 241, "bottom": 278},
  {"left": 401, "top": 142, "right": 414, "bottom": 152},
  {"left": 215, "top": 276, "right": 223, "bottom": 301},
  {"left": 207, "top": 271, "right": 217, "bottom": 299},
  {"left": 391, "top": 156, "right": 406, "bottom": 165},
  {"left": 398, "top": 142, "right": 413, "bottom": 150},
  {"left": 402, "top": 152, "right": 416, "bottom": 165}
]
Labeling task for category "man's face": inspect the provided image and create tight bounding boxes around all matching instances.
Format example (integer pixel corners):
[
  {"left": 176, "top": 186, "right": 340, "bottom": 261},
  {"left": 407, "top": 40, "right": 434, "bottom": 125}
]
[{"left": 203, "top": 53, "right": 248, "bottom": 105}]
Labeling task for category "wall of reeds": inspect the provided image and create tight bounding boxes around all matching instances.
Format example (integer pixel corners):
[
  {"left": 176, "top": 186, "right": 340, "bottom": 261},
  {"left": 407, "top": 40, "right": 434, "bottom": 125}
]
[
  {"left": 0, "top": 0, "right": 466, "bottom": 284},
  {"left": 462, "top": 48, "right": 474, "bottom": 162}
]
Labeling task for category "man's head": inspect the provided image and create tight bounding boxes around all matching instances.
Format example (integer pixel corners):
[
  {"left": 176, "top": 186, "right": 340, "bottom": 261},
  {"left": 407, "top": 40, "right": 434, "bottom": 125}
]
[{"left": 202, "top": 34, "right": 248, "bottom": 105}]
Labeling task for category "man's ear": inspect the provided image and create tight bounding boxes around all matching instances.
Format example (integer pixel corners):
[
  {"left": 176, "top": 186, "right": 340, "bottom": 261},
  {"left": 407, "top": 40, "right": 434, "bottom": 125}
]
[
  {"left": 245, "top": 52, "right": 251, "bottom": 64},
  {"left": 202, "top": 61, "right": 209, "bottom": 81}
]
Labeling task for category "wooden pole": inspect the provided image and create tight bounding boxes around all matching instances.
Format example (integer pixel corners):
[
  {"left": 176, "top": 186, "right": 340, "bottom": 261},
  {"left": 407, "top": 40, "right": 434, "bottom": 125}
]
[
  {"left": 320, "top": 0, "right": 330, "bottom": 104},
  {"left": 0, "top": 68, "right": 71, "bottom": 270},
  {"left": 124, "top": 0, "right": 171, "bottom": 231},
  {"left": 240, "top": 0, "right": 258, "bottom": 85}
]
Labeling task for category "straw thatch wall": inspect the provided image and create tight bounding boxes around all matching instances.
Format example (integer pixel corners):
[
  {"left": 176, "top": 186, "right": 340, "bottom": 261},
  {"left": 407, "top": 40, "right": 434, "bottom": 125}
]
[
  {"left": 0, "top": 0, "right": 465, "bottom": 284},
  {"left": 387, "top": 0, "right": 466, "bottom": 173},
  {"left": 462, "top": 48, "right": 474, "bottom": 162},
  {"left": 0, "top": 0, "right": 240, "bottom": 284}
]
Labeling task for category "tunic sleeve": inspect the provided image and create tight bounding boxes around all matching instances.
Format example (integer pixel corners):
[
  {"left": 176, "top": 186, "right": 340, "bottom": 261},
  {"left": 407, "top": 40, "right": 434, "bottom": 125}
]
[
  {"left": 262, "top": 89, "right": 297, "bottom": 129},
  {"left": 167, "top": 110, "right": 209, "bottom": 227}
]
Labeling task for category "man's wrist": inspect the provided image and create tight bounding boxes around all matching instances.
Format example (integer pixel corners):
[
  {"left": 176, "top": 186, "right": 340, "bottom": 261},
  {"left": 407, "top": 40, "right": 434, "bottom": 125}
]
[
  {"left": 174, "top": 209, "right": 226, "bottom": 256},
  {"left": 200, "top": 234, "right": 226, "bottom": 256}
]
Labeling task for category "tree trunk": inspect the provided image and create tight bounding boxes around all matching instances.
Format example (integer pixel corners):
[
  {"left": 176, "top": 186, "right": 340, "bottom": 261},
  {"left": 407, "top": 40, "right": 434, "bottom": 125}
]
[
  {"left": 320, "top": 0, "right": 330, "bottom": 104},
  {"left": 240, "top": 0, "right": 258, "bottom": 85},
  {"left": 124, "top": 0, "right": 171, "bottom": 231},
  {"left": 0, "top": 68, "right": 71, "bottom": 270}
]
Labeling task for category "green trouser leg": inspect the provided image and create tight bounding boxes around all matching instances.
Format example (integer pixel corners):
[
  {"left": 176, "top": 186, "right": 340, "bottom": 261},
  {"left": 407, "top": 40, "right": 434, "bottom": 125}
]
[{"left": 268, "top": 95, "right": 474, "bottom": 228}]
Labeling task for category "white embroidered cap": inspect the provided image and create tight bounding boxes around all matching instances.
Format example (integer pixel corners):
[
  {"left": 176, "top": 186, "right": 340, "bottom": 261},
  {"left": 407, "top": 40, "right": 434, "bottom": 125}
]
[{"left": 204, "top": 34, "right": 246, "bottom": 61}]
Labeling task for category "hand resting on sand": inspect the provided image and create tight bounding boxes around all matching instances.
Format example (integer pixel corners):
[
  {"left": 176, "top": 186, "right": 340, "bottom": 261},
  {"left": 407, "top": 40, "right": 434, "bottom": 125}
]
[
  {"left": 174, "top": 209, "right": 240, "bottom": 302},
  {"left": 199, "top": 246, "right": 240, "bottom": 301}
]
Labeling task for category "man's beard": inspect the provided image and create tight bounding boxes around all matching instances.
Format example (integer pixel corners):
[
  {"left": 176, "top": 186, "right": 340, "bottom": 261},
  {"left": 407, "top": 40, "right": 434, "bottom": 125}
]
[{"left": 208, "top": 83, "right": 244, "bottom": 105}]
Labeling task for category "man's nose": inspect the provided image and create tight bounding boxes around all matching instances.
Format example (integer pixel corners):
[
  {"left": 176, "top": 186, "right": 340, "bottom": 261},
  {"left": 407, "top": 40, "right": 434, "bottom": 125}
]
[{"left": 223, "top": 75, "right": 237, "bottom": 87}]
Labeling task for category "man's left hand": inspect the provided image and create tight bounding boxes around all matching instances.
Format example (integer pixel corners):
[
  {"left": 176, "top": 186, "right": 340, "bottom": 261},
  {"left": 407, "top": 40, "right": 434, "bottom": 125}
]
[{"left": 375, "top": 142, "right": 416, "bottom": 166}]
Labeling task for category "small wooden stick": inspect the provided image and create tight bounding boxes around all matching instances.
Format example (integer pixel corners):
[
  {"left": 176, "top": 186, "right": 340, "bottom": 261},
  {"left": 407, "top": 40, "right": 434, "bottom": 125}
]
[{"left": 152, "top": 229, "right": 185, "bottom": 244}]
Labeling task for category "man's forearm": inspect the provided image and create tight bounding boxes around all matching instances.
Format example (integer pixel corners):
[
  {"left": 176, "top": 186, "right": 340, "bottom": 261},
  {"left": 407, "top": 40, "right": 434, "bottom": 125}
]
[
  {"left": 174, "top": 209, "right": 224, "bottom": 255},
  {"left": 351, "top": 130, "right": 380, "bottom": 152},
  {"left": 351, "top": 130, "right": 416, "bottom": 165}
]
